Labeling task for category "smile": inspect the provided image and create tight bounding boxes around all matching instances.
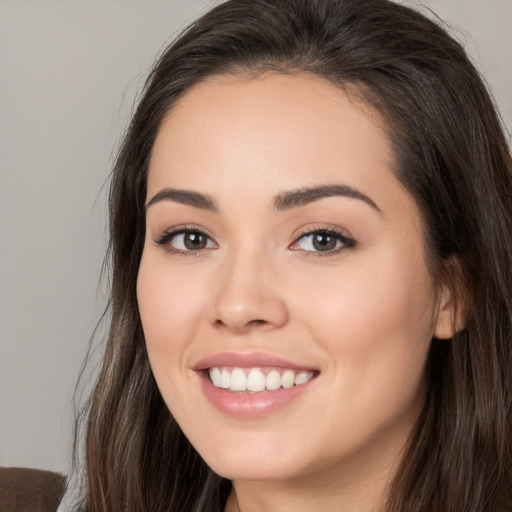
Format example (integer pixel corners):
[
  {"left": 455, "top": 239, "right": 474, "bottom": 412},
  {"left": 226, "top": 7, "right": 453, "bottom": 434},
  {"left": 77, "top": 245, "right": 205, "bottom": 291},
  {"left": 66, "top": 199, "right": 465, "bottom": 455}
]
[
  {"left": 208, "top": 366, "right": 316, "bottom": 392},
  {"left": 195, "top": 352, "right": 320, "bottom": 417}
]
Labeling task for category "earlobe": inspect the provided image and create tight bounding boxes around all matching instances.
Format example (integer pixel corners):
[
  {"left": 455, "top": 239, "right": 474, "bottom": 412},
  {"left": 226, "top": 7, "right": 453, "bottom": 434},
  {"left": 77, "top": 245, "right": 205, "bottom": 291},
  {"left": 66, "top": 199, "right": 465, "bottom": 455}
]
[
  {"left": 433, "top": 285, "right": 457, "bottom": 339},
  {"left": 433, "top": 257, "right": 468, "bottom": 340}
]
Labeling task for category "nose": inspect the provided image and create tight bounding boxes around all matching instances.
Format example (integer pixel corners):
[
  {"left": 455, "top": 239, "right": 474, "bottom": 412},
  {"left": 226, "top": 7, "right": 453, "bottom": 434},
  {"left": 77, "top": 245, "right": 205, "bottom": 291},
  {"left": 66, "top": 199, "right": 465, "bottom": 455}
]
[{"left": 211, "top": 251, "right": 289, "bottom": 334}]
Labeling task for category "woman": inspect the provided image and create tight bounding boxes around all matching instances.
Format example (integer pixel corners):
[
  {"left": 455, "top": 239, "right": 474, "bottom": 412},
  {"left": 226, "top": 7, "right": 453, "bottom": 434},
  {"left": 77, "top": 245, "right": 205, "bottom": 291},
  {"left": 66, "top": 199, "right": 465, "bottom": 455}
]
[{"left": 70, "top": 0, "right": 512, "bottom": 510}]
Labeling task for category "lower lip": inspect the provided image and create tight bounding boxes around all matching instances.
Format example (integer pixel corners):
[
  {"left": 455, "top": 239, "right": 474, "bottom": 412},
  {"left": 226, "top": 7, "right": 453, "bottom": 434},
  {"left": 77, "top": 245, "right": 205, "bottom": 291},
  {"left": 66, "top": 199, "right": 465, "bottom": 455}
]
[{"left": 198, "top": 371, "right": 316, "bottom": 418}]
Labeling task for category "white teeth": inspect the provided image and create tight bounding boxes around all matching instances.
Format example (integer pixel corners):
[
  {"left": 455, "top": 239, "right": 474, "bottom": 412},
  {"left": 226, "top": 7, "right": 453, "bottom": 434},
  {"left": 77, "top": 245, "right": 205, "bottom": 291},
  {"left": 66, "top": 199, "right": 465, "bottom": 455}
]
[
  {"left": 265, "top": 370, "right": 281, "bottom": 391},
  {"left": 230, "top": 368, "right": 247, "bottom": 391},
  {"left": 208, "top": 366, "right": 315, "bottom": 392},
  {"left": 295, "top": 371, "right": 314, "bottom": 386},
  {"left": 281, "top": 369, "right": 295, "bottom": 389},
  {"left": 210, "top": 367, "right": 221, "bottom": 387},
  {"left": 220, "top": 369, "right": 230, "bottom": 389},
  {"left": 247, "top": 369, "right": 266, "bottom": 392}
]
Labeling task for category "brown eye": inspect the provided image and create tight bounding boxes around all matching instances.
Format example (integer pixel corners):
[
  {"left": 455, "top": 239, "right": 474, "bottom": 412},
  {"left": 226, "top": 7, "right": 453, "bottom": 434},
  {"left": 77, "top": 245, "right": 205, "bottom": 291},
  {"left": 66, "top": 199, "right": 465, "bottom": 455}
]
[
  {"left": 290, "top": 228, "right": 356, "bottom": 255},
  {"left": 155, "top": 229, "right": 216, "bottom": 253},
  {"left": 183, "top": 231, "right": 208, "bottom": 250},
  {"left": 312, "top": 232, "right": 338, "bottom": 251}
]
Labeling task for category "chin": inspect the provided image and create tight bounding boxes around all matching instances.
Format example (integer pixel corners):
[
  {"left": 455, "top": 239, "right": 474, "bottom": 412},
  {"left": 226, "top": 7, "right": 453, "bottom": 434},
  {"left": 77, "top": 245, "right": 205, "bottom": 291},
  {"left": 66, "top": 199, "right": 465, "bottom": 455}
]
[
  {"left": 206, "top": 454, "right": 306, "bottom": 482},
  {"left": 191, "top": 433, "right": 312, "bottom": 482}
]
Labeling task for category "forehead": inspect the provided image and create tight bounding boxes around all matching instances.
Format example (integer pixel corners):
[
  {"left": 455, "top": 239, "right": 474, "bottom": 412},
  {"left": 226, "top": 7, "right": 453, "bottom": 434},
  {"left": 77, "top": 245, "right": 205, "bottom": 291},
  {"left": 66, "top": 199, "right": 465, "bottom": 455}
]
[
  {"left": 146, "top": 72, "right": 415, "bottom": 222},
  {"left": 149, "top": 72, "right": 394, "bottom": 190}
]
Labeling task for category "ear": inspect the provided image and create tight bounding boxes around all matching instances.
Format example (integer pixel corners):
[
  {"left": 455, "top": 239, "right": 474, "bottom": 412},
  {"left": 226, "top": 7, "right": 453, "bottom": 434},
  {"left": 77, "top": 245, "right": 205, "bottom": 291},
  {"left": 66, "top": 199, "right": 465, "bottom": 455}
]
[{"left": 433, "top": 257, "right": 467, "bottom": 340}]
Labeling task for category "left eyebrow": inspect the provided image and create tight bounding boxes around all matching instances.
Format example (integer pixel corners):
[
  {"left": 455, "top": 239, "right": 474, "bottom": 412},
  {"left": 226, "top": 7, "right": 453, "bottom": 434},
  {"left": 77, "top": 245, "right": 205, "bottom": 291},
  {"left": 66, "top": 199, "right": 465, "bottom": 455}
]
[
  {"left": 146, "top": 188, "right": 218, "bottom": 212},
  {"left": 274, "top": 184, "right": 381, "bottom": 213}
]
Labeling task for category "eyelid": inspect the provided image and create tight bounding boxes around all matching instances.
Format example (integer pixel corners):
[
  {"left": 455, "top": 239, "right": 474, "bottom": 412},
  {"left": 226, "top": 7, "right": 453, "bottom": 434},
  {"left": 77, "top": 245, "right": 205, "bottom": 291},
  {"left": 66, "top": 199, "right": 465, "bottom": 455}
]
[
  {"left": 153, "top": 224, "right": 218, "bottom": 255},
  {"left": 289, "top": 224, "right": 356, "bottom": 255}
]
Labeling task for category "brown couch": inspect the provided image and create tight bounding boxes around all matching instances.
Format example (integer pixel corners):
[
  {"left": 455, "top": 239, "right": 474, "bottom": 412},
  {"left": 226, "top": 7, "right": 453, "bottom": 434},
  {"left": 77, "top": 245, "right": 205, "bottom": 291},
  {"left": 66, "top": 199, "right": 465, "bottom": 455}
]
[{"left": 0, "top": 467, "right": 66, "bottom": 512}]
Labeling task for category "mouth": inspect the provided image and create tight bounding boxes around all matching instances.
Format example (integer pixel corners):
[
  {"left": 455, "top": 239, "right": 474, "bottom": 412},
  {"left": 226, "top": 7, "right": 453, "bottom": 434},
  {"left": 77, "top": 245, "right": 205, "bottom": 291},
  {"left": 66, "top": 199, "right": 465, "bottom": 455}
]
[
  {"left": 194, "top": 352, "right": 320, "bottom": 417},
  {"left": 207, "top": 366, "right": 317, "bottom": 392}
]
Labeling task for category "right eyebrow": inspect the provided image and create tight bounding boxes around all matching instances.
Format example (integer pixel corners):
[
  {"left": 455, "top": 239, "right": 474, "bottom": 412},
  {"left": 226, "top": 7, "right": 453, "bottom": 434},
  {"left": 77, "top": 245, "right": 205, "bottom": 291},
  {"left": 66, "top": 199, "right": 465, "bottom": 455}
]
[
  {"left": 274, "top": 184, "right": 381, "bottom": 213},
  {"left": 146, "top": 188, "right": 218, "bottom": 212}
]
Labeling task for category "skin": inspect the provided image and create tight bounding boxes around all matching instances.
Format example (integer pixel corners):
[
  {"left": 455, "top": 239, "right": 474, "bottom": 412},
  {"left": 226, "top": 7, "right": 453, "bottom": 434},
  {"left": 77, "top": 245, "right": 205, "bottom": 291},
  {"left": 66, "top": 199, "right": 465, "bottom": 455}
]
[{"left": 137, "top": 73, "right": 456, "bottom": 512}]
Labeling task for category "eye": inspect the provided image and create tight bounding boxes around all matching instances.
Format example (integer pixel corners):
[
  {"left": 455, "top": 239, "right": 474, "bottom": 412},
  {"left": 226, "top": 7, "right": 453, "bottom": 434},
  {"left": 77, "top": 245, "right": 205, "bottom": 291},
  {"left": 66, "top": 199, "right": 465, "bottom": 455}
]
[
  {"left": 290, "top": 228, "right": 355, "bottom": 255},
  {"left": 154, "top": 228, "right": 217, "bottom": 254}
]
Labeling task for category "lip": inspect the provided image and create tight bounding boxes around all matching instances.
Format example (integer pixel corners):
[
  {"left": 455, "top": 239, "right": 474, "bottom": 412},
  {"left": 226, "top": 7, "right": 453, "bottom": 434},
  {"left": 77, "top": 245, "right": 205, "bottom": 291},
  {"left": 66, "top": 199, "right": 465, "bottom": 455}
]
[
  {"left": 194, "top": 351, "right": 319, "bottom": 418},
  {"left": 194, "top": 351, "right": 318, "bottom": 372}
]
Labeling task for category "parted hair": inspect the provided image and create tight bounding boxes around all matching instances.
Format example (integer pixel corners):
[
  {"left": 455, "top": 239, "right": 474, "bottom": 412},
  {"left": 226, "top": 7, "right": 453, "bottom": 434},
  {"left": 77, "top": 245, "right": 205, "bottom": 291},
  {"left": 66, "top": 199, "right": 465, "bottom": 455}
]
[{"left": 75, "top": 0, "right": 512, "bottom": 510}]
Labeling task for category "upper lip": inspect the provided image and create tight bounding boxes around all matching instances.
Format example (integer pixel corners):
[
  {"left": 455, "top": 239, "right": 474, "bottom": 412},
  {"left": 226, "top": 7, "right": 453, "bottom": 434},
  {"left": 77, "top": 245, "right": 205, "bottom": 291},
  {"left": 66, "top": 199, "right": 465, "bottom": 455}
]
[{"left": 194, "top": 351, "right": 319, "bottom": 372}]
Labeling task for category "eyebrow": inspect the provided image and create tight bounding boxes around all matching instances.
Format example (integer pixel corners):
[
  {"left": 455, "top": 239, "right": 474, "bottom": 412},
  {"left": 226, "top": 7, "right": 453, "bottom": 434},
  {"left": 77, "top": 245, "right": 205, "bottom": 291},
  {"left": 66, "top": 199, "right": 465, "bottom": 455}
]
[
  {"left": 146, "top": 184, "right": 381, "bottom": 213},
  {"left": 146, "top": 188, "right": 218, "bottom": 212},
  {"left": 274, "top": 184, "right": 381, "bottom": 213}
]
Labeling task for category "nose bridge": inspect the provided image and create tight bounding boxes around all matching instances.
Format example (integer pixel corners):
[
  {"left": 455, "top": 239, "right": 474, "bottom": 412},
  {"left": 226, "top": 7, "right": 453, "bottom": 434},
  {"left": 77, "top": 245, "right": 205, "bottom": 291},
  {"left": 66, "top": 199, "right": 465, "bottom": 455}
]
[{"left": 212, "top": 241, "right": 288, "bottom": 332}]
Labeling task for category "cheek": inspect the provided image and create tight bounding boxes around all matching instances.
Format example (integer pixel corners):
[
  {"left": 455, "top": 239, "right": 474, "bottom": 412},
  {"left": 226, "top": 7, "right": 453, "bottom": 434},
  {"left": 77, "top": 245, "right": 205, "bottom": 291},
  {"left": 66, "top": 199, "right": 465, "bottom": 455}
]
[
  {"left": 136, "top": 251, "right": 204, "bottom": 380},
  {"left": 136, "top": 252, "right": 210, "bottom": 426},
  {"left": 137, "top": 251, "right": 207, "bottom": 340},
  {"left": 296, "top": 249, "right": 436, "bottom": 390}
]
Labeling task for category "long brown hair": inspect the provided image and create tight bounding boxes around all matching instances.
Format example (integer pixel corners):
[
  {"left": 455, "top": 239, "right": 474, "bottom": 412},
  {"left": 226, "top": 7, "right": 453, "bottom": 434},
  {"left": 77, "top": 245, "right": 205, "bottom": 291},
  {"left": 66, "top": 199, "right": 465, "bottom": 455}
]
[{"left": 74, "top": 0, "right": 512, "bottom": 510}]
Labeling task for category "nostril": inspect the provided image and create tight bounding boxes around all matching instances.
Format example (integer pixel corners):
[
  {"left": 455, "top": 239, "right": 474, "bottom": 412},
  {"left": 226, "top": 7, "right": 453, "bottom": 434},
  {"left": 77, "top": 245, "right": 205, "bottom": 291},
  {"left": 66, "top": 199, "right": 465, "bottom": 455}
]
[
  {"left": 237, "top": 319, "right": 270, "bottom": 332},
  {"left": 214, "top": 318, "right": 268, "bottom": 330},
  {"left": 248, "top": 319, "right": 267, "bottom": 327}
]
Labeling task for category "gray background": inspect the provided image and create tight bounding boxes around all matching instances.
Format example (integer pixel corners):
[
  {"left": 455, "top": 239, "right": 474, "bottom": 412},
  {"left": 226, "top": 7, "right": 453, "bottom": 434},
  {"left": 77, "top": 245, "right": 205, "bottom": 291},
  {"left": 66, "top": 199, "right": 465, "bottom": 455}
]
[{"left": 1, "top": 0, "right": 511, "bottom": 475}]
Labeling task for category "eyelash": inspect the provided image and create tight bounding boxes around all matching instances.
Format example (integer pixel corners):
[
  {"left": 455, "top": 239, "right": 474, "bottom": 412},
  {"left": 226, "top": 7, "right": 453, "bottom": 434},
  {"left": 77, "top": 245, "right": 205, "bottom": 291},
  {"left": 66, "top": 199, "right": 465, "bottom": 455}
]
[
  {"left": 290, "top": 226, "right": 356, "bottom": 257},
  {"left": 153, "top": 225, "right": 356, "bottom": 257},
  {"left": 153, "top": 225, "right": 216, "bottom": 257}
]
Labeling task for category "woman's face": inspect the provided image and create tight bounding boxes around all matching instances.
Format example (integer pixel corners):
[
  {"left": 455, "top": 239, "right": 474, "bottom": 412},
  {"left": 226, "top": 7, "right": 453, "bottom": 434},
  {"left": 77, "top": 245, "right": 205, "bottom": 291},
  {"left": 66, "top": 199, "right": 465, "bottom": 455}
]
[{"left": 137, "top": 73, "right": 451, "bottom": 484}]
